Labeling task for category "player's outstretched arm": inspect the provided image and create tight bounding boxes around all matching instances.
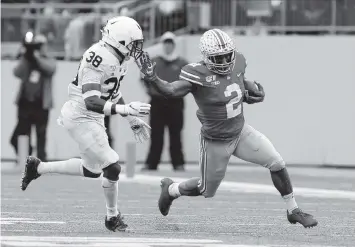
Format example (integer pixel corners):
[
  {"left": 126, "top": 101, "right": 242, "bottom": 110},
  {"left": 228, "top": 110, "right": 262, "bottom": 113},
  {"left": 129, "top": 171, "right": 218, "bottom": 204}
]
[
  {"left": 81, "top": 67, "right": 150, "bottom": 116},
  {"left": 84, "top": 95, "right": 150, "bottom": 117},
  {"left": 149, "top": 77, "right": 193, "bottom": 98},
  {"left": 136, "top": 51, "right": 193, "bottom": 98}
]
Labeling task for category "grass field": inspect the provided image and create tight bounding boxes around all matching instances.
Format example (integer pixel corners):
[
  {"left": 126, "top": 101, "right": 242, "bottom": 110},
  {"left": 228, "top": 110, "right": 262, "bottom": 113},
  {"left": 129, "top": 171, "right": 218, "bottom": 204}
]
[{"left": 1, "top": 164, "right": 355, "bottom": 247}]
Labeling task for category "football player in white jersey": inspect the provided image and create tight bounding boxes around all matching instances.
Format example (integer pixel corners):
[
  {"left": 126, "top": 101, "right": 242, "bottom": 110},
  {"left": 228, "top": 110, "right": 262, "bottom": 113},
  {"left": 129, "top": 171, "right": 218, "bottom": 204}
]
[{"left": 21, "top": 16, "right": 151, "bottom": 232}]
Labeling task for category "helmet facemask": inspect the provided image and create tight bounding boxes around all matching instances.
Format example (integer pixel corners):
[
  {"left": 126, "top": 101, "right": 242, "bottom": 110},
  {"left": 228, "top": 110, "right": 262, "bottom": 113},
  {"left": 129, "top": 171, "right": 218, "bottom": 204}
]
[
  {"left": 126, "top": 39, "right": 144, "bottom": 60},
  {"left": 204, "top": 50, "right": 236, "bottom": 75}
]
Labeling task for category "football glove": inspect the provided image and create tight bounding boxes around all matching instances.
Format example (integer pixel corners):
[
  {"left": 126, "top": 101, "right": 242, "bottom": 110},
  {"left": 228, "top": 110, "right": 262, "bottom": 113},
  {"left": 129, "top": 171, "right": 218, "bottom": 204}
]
[
  {"left": 128, "top": 117, "right": 151, "bottom": 143},
  {"left": 123, "top": 102, "right": 151, "bottom": 117},
  {"left": 244, "top": 82, "right": 265, "bottom": 104},
  {"left": 135, "top": 51, "right": 157, "bottom": 82}
]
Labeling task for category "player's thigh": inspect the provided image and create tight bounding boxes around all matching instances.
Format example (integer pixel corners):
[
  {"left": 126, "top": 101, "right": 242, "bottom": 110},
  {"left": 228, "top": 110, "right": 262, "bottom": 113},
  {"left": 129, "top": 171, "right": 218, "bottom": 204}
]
[
  {"left": 233, "top": 124, "right": 285, "bottom": 171},
  {"left": 198, "top": 135, "right": 231, "bottom": 198},
  {"left": 64, "top": 119, "right": 119, "bottom": 173}
]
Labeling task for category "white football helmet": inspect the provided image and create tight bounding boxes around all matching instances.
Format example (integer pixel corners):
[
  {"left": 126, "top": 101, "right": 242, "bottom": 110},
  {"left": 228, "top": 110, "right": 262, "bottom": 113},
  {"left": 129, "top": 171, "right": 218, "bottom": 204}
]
[
  {"left": 101, "top": 16, "right": 144, "bottom": 60},
  {"left": 199, "top": 29, "right": 236, "bottom": 75}
]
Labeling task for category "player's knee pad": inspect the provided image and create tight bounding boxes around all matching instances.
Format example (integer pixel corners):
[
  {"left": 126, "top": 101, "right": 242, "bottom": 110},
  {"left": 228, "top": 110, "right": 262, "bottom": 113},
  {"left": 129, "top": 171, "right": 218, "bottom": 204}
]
[
  {"left": 102, "top": 162, "right": 121, "bottom": 181},
  {"left": 268, "top": 157, "right": 286, "bottom": 172},
  {"left": 83, "top": 166, "right": 101, "bottom": 178}
]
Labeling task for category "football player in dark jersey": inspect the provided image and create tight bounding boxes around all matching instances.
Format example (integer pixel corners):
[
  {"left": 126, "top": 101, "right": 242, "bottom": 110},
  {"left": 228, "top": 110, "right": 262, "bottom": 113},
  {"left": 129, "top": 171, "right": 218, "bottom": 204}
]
[{"left": 137, "top": 29, "right": 318, "bottom": 228}]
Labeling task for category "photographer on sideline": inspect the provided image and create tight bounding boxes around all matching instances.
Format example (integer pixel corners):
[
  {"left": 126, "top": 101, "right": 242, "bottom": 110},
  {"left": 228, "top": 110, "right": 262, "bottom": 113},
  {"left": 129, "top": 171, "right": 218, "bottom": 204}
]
[{"left": 10, "top": 32, "right": 56, "bottom": 162}]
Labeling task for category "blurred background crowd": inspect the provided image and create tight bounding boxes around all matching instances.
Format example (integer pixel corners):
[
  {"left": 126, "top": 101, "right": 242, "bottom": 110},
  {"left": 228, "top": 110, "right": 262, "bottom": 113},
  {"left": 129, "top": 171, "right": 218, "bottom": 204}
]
[{"left": 2, "top": 0, "right": 355, "bottom": 60}]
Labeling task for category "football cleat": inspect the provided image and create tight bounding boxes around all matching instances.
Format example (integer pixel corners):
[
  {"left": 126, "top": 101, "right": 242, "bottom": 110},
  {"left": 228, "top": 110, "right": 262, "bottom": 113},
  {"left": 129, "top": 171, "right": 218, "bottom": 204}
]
[
  {"left": 21, "top": 156, "right": 41, "bottom": 191},
  {"left": 287, "top": 208, "right": 318, "bottom": 228},
  {"left": 105, "top": 213, "right": 128, "bottom": 232},
  {"left": 158, "top": 178, "right": 176, "bottom": 216}
]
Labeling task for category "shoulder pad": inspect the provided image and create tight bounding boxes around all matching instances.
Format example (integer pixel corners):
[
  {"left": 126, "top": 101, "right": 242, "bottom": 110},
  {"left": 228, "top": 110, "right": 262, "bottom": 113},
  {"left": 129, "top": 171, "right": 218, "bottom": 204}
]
[
  {"left": 82, "top": 43, "right": 118, "bottom": 73},
  {"left": 179, "top": 62, "right": 206, "bottom": 86}
]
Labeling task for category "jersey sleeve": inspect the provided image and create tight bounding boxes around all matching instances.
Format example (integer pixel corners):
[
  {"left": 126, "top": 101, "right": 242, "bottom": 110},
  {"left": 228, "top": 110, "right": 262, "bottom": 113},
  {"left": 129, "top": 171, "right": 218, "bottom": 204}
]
[
  {"left": 80, "top": 66, "right": 104, "bottom": 99},
  {"left": 81, "top": 67, "right": 104, "bottom": 86},
  {"left": 179, "top": 63, "right": 204, "bottom": 86}
]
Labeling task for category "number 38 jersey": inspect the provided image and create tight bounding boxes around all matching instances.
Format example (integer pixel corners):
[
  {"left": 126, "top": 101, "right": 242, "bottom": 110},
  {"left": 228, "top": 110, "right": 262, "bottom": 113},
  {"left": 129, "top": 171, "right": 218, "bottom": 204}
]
[
  {"left": 67, "top": 41, "right": 127, "bottom": 121},
  {"left": 179, "top": 52, "right": 247, "bottom": 141}
]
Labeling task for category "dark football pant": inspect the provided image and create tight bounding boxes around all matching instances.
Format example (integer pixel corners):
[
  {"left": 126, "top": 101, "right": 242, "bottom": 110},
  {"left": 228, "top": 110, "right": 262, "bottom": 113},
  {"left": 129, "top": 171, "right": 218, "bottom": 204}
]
[
  {"left": 10, "top": 101, "right": 49, "bottom": 161},
  {"left": 198, "top": 124, "right": 285, "bottom": 198},
  {"left": 146, "top": 98, "right": 185, "bottom": 170}
]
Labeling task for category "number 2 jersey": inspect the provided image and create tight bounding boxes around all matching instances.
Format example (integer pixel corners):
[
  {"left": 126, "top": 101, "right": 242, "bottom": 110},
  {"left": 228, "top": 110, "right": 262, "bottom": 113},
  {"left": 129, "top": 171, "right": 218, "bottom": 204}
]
[
  {"left": 180, "top": 52, "right": 247, "bottom": 141},
  {"left": 66, "top": 41, "right": 127, "bottom": 122}
]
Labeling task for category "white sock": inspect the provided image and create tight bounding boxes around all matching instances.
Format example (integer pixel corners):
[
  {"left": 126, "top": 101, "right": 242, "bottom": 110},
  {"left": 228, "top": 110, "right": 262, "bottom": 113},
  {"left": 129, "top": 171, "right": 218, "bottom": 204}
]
[
  {"left": 168, "top": 182, "right": 181, "bottom": 198},
  {"left": 102, "top": 177, "right": 118, "bottom": 218},
  {"left": 283, "top": 192, "right": 298, "bottom": 213},
  {"left": 37, "top": 158, "right": 84, "bottom": 176}
]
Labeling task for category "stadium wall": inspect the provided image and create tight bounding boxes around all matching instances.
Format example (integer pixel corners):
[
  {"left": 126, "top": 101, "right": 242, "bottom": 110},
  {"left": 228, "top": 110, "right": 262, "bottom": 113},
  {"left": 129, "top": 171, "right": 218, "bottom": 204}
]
[{"left": 1, "top": 36, "right": 355, "bottom": 167}]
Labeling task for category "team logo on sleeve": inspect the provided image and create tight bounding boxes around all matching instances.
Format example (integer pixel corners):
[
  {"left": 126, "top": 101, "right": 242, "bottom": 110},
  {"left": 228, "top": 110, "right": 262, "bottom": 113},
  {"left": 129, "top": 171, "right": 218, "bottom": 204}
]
[
  {"left": 206, "top": 75, "right": 216, "bottom": 83},
  {"left": 205, "top": 75, "right": 219, "bottom": 87}
]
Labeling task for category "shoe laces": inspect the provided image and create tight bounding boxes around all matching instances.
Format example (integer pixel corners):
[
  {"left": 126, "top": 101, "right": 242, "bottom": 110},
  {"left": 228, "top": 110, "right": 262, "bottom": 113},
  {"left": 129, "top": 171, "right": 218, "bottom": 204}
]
[
  {"left": 115, "top": 213, "right": 127, "bottom": 227},
  {"left": 294, "top": 209, "right": 312, "bottom": 218}
]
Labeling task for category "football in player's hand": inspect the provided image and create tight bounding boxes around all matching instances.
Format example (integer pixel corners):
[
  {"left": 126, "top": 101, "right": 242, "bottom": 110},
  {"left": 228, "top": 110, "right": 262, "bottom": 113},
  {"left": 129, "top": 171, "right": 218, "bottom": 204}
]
[
  {"left": 244, "top": 80, "right": 259, "bottom": 94},
  {"left": 244, "top": 81, "right": 265, "bottom": 104}
]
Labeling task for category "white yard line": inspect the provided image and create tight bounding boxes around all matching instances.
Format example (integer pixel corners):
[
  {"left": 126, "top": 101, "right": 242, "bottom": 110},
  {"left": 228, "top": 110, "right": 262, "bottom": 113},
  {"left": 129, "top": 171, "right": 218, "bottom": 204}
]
[
  {"left": 0, "top": 236, "right": 346, "bottom": 247},
  {"left": 0, "top": 217, "right": 65, "bottom": 225}
]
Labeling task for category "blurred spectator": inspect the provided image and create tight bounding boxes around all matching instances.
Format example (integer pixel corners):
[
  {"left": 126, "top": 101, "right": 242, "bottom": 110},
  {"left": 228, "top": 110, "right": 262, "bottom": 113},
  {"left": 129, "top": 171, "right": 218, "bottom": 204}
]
[
  {"left": 286, "top": 0, "right": 331, "bottom": 35},
  {"left": 119, "top": 7, "right": 130, "bottom": 17},
  {"left": 38, "top": 0, "right": 56, "bottom": 43},
  {"left": 64, "top": 15, "right": 86, "bottom": 60},
  {"left": 155, "top": 0, "right": 187, "bottom": 37},
  {"left": 2, "top": 0, "right": 30, "bottom": 2},
  {"left": 336, "top": 0, "right": 355, "bottom": 34},
  {"left": 10, "top": 32, "right": 56, "bottom": 162},
  {"left": 158, "top": 0, "right": 178, "bottom": 15},
  {"left": 142, "top": 32, "right": 188, "bottom": 171},
  {"left": 245, "top": 18, "right": 269, "bottom": 36}
]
